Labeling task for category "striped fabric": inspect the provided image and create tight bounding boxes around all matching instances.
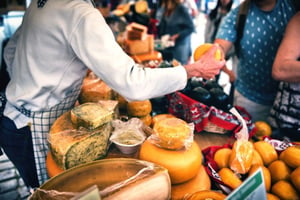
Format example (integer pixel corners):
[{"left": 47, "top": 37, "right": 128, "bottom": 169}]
[{"left": 16, "top": 87, "right": 81, "bottom": 185}]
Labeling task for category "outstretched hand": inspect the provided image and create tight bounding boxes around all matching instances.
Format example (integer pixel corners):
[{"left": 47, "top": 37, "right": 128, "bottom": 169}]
[{"left": 184, "top": 44, "right": 226, "bottom": 80}]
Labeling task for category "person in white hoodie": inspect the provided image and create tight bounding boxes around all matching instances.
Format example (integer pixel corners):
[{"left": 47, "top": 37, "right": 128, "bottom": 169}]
[{"left": 0, "top": 0, "right": 224, "bottom": 189}]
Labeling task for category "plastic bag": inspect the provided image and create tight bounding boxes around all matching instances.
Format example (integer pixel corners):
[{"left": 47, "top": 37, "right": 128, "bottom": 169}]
[
  {"left": 110, "top": 118, "right": 146, "bottom": 146},
  {"left": 228, "top": 107, "right": 254, "bottom": 174},
  {"left": 147, "top": 117, "right": 195, "bottom": 150}
]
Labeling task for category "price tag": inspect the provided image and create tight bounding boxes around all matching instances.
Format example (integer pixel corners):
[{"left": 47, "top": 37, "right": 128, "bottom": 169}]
[{"left": 226, "top": 168, "right": 267, "bottom": 200}]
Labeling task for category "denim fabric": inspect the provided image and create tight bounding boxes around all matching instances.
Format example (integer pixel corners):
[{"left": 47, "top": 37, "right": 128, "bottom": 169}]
[{"left": 0, "top": 116, "right": 39, "bottom": 187}]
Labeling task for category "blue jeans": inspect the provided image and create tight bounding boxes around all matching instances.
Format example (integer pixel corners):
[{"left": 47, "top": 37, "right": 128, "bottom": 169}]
[{"left": 0, "top": 116, "right": 39, "bottom": 188}]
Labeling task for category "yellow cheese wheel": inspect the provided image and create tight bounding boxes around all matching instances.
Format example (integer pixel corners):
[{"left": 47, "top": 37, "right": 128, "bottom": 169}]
[
  {"left": 46, "top": 151, "right": 63, "bottom": 178},
  {"left": 171, "top": 165, "right": 211, "bottom": 200},
  {"left": 139, "top": 140, "right": 202, "bottom": 184},
  {"left": 138, "top": 114, "right": 152, "bottom": 127},
  {"left": 151, "top": 113, "right": 176, "bottom": 128},
  {"left": 127, "top": 100, "right": 152, "bottom": 117},
  {"left": 153, "top": 117, "right": 191, "bottom": 150}
]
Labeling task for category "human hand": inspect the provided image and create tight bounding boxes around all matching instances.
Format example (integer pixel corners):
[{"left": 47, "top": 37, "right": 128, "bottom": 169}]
[
  {"left": 184, "top": 45, "right": 226, "bottom": 79},
  {"left": 170, "top": 34, "right": 179, "bottom": 42}
]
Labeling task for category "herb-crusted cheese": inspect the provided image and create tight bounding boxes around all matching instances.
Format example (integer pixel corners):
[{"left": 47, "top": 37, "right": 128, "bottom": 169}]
[
  {"left": 49, "top": 123, "right": 112, "bottom": 170},
  {"left": 71, "top": 103, "right": 113, "bottom": 130}
]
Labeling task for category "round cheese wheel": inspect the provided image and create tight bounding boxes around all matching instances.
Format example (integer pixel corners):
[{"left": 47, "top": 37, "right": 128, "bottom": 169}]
[
  {"left": 171, "top": 165, "right": 211, "bottom": 200},
  {"left": 46, "top": 151, "right": 63, "bottom": 178},
  {"left": 139, "top": 140, "right": 202, "bottom": 184},
  {"left": 127, "top": 100, "right": 152, "bottom": 117},
  {"left": 153, "top": 117, "right": 191, "bottom": 150}
]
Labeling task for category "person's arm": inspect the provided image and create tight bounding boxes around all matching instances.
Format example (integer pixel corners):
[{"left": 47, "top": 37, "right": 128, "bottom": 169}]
[
  {"left": 214, "top": 38, "right": 233, "bottom": 59},
  {"left": 184, "top": 44, "right": 226, "bottom": 79},
  {"left": 272, "top": 12, "right": 300, "bottom": 82}
]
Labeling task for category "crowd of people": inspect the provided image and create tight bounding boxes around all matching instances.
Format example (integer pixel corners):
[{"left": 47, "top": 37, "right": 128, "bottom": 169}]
[{"left": 0, "top": 0, "right": 299, "bottom": 194}]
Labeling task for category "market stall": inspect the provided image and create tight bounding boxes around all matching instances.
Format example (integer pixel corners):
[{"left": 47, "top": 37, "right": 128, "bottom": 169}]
[{"left": 30, "top": 20, "right": 300, "bottom": 200}]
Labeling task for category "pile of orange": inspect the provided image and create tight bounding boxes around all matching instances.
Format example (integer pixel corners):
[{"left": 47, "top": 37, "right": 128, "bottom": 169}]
[{"left": 213, "top": 140, "right": 300, "bottom": 199}]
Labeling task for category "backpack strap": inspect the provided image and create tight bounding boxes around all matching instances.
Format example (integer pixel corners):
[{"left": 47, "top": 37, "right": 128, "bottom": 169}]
[
  {"left": 291, "top": 0, "right": 300, "bottom": 11},
  {"left": 234, "top": 0, "right": 251, "bottom": 56}
]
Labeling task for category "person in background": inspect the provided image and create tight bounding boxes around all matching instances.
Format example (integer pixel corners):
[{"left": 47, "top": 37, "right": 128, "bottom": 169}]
[
  {"left": 268, "top": 12, "right": 300, "bottom": 142},
  {"left": 204, "top": 0, "right": 235, "bottom": 88},
  {"left": 204, "top": 0, "right": 233, "bottom": 44},
  {"left": 182, "top": 0, "right": 199, "bottom": 18},
  {"left": 157, "top": 0, "right": 195, "bottom": 64},
  {"left": 0, "top": 0, "right": 225, "bottom": 190},
  {"left": 214, "top": 0, "right": 296, "bottom": 122}
]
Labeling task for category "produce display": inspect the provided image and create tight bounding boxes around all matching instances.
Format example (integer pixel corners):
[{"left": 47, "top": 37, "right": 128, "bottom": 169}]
[{"left": 203, "top": 138, "right": 300, "bottom": 199}]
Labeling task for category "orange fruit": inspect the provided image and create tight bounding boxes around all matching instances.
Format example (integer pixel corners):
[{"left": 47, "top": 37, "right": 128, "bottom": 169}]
[
  {"left": 290, "top": 167, "right": 300, "bottom": 191},
  {"left": 248, "top": 164, "right": 271, "bottom": 192},
  {"left": 271, "top": 180, "right": 300, "bottom": 200},
  {"left": 253, "top": 141, "right": 278, "bottom": 166},
  {"left": 279, "top": 145, "right": 300, "bottom": 169},
  {"left": 213, "top": 148, "right": 232, "bottom": 169},
  {"left": 251, "top": 149, "right": 264, "bottom": 166},
  {"left": 218, "top": 167, "right": 242, "bottom": 189},
  {"left": 254, "top": 121, "right": 272, "bottom": 139},
  {"left": 229, "top": 140, "right": 254, "bottom": 174},
  {"left": 268, "top": 160, "right": 291, "bottom": 183},
  {"left": 193, "top": 43, "right": 222, "bottom": 61},
  {"left": 185, "top": 190, "right": 227, "bottom": 200},
  {"left": 266, "top": 193, "right": 280, "bottom": 200}
]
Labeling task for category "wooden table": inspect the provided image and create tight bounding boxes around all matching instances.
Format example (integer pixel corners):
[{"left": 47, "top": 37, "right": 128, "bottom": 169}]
[
  {"left": 108, "top": 131, "right": 234, "bottom": 159},
  {"left": 47, "top": 131, "right": 234, "bottom": 178}
]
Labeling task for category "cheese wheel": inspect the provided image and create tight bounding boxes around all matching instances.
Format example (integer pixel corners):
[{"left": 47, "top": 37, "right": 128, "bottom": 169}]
[
  {"left": 127, "top": 100, "right": 152, "bottom": 117},
  {"left": 46, "top": 151, "right": 63, "bottom": 178},
  {"left": 151, "top": 113, "right": 176, "bottom": 127},
  {"left": 153, "top": 117, "right": 191, "bottom": 150},
  {"left": 139, "top": 140, "right": 202, "bottom": 184},
  {"left": 171, "top": 165, "right": 211, "bottom": 200}
]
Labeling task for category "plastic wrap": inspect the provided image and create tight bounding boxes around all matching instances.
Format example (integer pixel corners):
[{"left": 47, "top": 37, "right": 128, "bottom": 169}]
[
  {"left": 147, "top": 117, "right": 195, "bottom": 150},
  {"left": 110, "top": 118, "right": 146, "bottom": 146},
  {"left": 228, "top": 107, "right": 254, "bottom": 174}
]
